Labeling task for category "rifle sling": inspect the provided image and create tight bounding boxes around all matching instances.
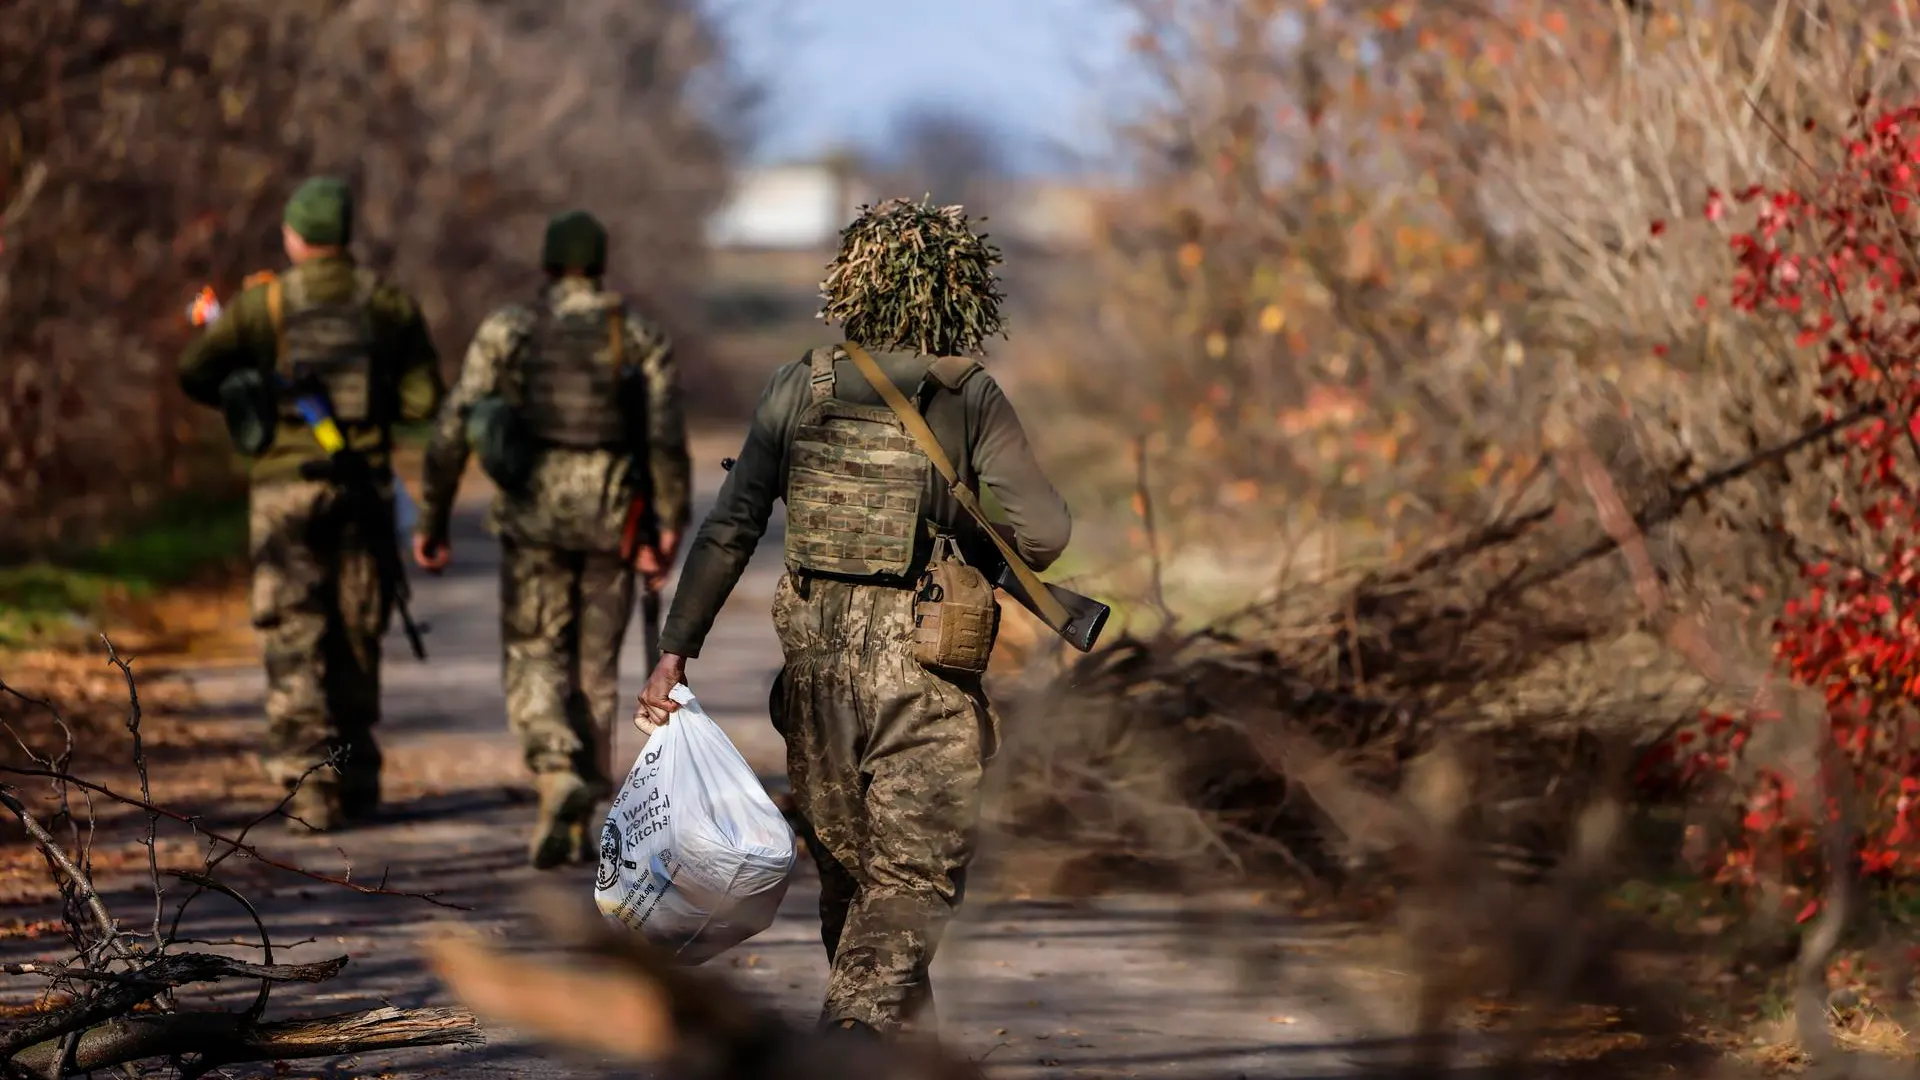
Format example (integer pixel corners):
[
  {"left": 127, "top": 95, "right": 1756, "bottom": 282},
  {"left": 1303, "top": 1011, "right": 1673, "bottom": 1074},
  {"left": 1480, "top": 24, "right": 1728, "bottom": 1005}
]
[{"left": 841, "top": 342, "right": 1072, "bottom": 630}]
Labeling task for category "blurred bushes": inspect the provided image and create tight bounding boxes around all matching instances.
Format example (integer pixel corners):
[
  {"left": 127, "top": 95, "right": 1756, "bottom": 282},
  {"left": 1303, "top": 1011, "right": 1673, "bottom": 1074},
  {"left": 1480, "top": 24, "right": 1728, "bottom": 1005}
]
[{"left": 0, "top": 0, "right": 744, "bottom": 558}]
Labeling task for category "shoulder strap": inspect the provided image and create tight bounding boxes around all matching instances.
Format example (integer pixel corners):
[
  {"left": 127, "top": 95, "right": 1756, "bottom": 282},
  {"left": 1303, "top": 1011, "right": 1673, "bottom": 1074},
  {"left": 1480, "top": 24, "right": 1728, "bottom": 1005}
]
[
  {"left": 607, "top": 304, "right": 626, "bottom": 366},
  {"left": 926, "top": 355, "right": 981, "bottom": 390},
  {"left": 265, "top": 276, "right": 286, "bottom": 365},
  {"left": 491, "top": 305, "right": 537, "bottom": 402},
  {"left": 841, "top": 342, "right": 1069, "bottom": 629},
  {"left": 807, "top": 347, "right": 837, "bottom": 401},
  {"left": 351, "top": 268, "right": 380, "bottom": 306}
]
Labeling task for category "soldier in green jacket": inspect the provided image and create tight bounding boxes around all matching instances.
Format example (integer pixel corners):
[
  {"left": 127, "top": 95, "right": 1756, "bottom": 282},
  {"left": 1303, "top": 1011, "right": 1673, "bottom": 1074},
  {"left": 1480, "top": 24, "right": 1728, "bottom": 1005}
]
[
  {"left": 634, "top": 199, "right": 1072, "bottom": 1037},
  {"left": 177, "top": 176, "right": 445, "bottom": 831},
  {"left": 415, "top": 210, "right": 691, "bottom": 870}
]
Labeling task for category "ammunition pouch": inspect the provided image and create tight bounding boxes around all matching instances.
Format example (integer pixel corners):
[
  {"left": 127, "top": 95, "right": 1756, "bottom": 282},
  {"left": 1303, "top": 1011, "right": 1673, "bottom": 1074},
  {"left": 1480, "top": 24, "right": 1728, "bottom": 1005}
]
[
  {"left": 467, "top": 394, "right": 538, "bottom": 496},
  {"left": 218, "top": 369, "right": 279, "bottom": 458},
  {"left": 911, "top": 537, "right": 998, "bottom": 676}
]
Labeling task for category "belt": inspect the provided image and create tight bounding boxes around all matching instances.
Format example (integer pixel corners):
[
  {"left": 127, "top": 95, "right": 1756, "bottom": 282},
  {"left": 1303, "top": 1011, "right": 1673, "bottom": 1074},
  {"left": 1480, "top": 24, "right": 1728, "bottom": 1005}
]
[{"left": 790, "top": 566, "right": 920, "bottom": 591}]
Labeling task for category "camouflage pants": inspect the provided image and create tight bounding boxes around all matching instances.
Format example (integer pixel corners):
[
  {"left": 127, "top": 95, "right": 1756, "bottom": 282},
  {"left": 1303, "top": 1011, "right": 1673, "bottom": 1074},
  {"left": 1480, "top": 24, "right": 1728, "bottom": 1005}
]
[
  {"left": 770, "top": 571, "right": 999, "bottom": 1034},
  {"left": 250, "top": 479, "right": 390, "bottom": 800},
  {"left": 499, "top": 541, "right": 636, "bottom": 790}
]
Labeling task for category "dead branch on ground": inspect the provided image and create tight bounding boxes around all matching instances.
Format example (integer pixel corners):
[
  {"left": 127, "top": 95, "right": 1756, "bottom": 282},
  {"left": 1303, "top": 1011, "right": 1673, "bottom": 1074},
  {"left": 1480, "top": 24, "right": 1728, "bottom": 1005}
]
[{"left": 0, "top": 638, "right": 482, "bottom": 1078}]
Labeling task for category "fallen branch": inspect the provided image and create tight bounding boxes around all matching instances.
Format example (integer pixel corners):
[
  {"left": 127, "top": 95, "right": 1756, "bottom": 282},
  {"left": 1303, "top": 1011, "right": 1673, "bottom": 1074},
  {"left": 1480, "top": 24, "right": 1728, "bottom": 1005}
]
[
  {"left": 0, "top": 786, "right": 134, "bottom": 967},
  {"left": 2, "top": 954, "right": 344, "bottom": 985},
  {"left": 7, "top": 1006, "right": 482, "bottom": 1080},
  {"left": 0, "top": 651, "right": 488, "bottom": 1080},
  {"left": 0, "top": 954, "right": 348, "bottom": 1059}
]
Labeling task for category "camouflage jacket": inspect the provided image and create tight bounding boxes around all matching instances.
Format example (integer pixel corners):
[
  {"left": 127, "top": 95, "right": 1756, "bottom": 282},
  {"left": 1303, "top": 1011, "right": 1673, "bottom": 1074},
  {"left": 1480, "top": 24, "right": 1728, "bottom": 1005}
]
[
  {"left": 177, "top": 255, "right": 443, "bottom": 486},
  {"left": 659, "top": 346, "right": 1072, "bottom": 659},
  {"left": 419, "top": 276, "right": 690, "bottom": 553}
]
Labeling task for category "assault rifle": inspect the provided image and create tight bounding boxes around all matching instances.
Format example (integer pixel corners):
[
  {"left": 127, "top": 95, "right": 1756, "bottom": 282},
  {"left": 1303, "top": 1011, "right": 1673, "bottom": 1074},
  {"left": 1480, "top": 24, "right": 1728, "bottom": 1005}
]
[
  {"left": 717, "top": 455, "right": 1110, "bottom": 653},
  {"left": 282, "top": 374, "right": 432, "bottom": 661}
]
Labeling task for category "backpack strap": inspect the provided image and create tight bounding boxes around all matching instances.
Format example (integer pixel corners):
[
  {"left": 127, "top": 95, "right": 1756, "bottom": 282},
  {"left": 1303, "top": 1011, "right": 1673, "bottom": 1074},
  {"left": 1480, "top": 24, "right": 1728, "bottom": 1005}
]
[
  {"left": 806, "top": 346, "right": 837, "bottom": 401},
  {"left": 350, "top": 267, "right": 380, "bottom": 306},
  {"left": 606, "top": 302, "right": 626, "bottom": 367},
  {"left": 265, "top": 276, "right": 286, "bottom": 368},
  {"left": 841, "top": 342, "right": 1071, "bottom": 630},
  {"left": 926, "top": 355, "right": 981, "bottom": 391},
  {"left": 497, "top": 302, "right": 542, "bottom": 405}
]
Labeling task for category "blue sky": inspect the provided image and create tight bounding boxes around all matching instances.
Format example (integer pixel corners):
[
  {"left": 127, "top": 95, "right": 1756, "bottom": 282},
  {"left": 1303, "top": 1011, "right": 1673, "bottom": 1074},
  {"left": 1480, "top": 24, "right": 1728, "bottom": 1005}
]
[{"left": 717, "top": 0, "right": 1139, "bottom": 174}]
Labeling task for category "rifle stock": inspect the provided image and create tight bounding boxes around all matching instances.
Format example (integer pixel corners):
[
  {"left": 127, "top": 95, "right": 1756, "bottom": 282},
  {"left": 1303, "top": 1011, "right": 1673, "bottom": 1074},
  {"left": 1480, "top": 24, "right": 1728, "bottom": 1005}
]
[
  {"left": 620, "top": 493, "right": 664, "bottom": 670},
  {"left": 992, "top": 563, "right": 1110, "bottom": 653}
]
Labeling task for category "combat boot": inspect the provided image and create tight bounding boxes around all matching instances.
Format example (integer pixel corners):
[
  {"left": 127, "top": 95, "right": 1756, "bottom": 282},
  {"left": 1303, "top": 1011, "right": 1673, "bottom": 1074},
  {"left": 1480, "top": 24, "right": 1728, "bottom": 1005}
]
[
  {"left": 339, "top": 771, "right": 381, "bottom": 823},
  {"left": 566, "top": 818, "right": 598, "bottom": 866},
  {"left": 529, "top": 771, "right": 593, "bottom": 870},
  {"left": 821, "top": 1018, "right": 883, "bottom": 1040}
]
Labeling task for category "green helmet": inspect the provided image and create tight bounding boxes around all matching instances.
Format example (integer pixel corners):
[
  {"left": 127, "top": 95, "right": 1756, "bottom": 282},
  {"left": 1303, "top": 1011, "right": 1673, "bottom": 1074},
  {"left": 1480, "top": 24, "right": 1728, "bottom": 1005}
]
[
  {"left": 541, "top": 209, "right": 609, "bottom": 276},
  {"left": 817, "top": 197, "right": 1006, "bottom": 356},
  {"left": 283, "top": 176, "right": 354, "bottom": 246}
]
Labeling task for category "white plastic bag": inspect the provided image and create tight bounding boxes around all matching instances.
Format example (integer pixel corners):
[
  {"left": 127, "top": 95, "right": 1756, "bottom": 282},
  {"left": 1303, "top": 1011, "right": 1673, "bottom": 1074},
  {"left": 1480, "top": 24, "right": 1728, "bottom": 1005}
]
[{"left": 594, "top": 684, "right": 796, "bottom": 965}]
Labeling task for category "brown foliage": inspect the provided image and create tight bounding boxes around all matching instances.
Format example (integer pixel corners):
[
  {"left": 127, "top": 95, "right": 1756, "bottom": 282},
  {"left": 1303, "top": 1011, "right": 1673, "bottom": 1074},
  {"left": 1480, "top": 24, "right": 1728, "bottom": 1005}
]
[
  {"left": 978, "top": 0, "right": 1920, "bottom": 1067},
  {"left": 1002, "top": 0, "right": 1920, "bottom": 847},
  {"left": 0, "top": 0, "right": 740, "bottom": 557}
]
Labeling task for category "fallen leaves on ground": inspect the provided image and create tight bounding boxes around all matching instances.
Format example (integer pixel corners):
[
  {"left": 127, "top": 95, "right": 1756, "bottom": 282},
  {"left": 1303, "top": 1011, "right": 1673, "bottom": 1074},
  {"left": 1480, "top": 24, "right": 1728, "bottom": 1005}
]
[{"left": 0, "top": 917, "right": 63, "bottom": 942}]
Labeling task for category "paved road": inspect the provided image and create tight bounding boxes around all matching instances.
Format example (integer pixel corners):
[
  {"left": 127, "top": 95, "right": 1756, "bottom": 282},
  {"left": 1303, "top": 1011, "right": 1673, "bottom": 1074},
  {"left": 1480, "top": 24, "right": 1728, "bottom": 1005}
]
[{"left": 2, "top": 431, "right": 1382, "bottom": 1078}]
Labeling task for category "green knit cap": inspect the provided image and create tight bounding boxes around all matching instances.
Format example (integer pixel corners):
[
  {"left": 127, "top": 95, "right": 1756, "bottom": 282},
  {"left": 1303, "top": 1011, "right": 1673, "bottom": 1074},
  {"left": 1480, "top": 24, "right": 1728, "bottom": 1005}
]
[
  {"left": 541, "top": 210, "right": 609, "bottom": 276},
  {"left": 283, "top": 176, "right": 354, "bottom": 246}
]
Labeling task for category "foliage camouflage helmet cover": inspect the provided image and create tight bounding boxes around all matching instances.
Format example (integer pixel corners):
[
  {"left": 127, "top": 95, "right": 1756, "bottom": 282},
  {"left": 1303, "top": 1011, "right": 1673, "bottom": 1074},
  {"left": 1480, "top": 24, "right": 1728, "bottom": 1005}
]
[
  {"left": 817, "top": 197, "right": 1006, "bottom": 357},
  {"left": 542, "top": 210, "right": 609, "bottom": 277}
]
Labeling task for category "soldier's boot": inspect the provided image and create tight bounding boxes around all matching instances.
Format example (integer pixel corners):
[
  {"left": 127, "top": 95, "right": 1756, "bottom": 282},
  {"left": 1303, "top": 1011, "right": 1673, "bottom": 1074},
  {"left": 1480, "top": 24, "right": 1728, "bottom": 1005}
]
[
  {"left": 821, "top": 1018, "right": 883, "bottom": 1040},
  {"left": 566, "top": 784, "right": 611, "bottom": 865},
  {"left": 529, "top": 771, "right": 593, "bottom": 871},
  {"left": 339, "top": 770, "right": 382, "bottom": 823},
  {"left": 284, "top": 780, "right": 343, "bottom": 833},
  {"left": 566, "top": 820, "right": 594, "bottom": 866}
]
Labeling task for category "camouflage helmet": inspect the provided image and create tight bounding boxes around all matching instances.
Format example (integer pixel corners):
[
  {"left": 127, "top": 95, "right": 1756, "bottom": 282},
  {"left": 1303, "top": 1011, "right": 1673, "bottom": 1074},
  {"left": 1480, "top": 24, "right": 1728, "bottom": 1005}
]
[
  {"left": 818, "top": 197, "right": 1006, "bottom": 357},
  {"left": 541, "top": 209, "right": 608, "bottom": 277}
]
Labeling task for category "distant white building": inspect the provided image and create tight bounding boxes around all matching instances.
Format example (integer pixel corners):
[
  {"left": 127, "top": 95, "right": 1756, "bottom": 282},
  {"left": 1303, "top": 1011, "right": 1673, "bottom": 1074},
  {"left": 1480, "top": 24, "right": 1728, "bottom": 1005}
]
[
  {"left": 1000, "top": 182, "right": 1104, "bottom": 250},
  {"left": 705, "top": 161, "right": 1105, "bottom": 252},
  {"left": 705, "top": 163, "right": 872, "bottom": 251}
]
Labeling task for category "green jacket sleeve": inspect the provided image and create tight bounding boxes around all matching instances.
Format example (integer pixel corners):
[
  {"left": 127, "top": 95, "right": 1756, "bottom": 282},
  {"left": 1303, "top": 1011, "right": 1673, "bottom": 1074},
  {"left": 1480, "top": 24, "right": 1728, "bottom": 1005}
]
[
  {"left": 371, "top": 284, "right": 444, "bottom": 423},
  {"left": 657, "top": 359, "right": 808, "bottom": 659},
  {"left": 176, "top": 283, "right": 275, "bottom": 405},
  {"left": 625, "top": 312, "right": 692, "bottom": 536},
  {"left": 967, "top": 372, "right": 1072, "bottom": 571}
]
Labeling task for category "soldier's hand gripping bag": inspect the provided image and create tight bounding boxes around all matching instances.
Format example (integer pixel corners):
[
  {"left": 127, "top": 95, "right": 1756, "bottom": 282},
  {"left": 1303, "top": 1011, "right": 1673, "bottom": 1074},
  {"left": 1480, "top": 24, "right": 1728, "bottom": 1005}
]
[{"left": 593, "top": 685, "right": 796, "bottom": 965}]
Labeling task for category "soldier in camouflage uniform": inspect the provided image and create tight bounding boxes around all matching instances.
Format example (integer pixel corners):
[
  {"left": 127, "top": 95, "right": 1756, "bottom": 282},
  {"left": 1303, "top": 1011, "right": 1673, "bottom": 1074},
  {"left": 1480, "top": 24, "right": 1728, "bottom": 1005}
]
[
  {"left": 416, "top": 210, "right": 690, "bottom": 870},
  {"left": 635, "top": 199, "right": 1072, "bottom": 1037},
  {"left": 177, "top": 176, "right": 445, "bottom": 831}
]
